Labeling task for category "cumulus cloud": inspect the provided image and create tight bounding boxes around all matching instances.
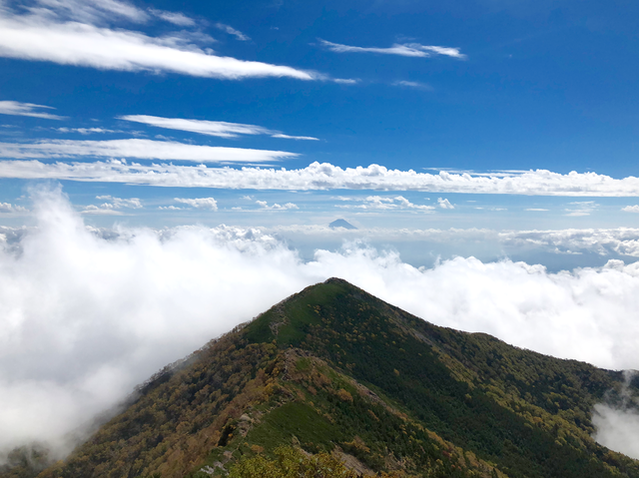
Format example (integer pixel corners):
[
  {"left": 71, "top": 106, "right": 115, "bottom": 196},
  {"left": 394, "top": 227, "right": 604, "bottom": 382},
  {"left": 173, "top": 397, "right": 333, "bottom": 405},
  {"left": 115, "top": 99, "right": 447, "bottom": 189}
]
[
  {"left": 6, "top": 161, "right": 639, "bottom": 196},
  {"left": 319, "top": 39, "right": 466, "bottom": 59},
  {"left": 214, "top": 22, "right": 250, "bottom": 41},
  {"left": 338, "top": 195, "right": 434, "bottom": 211},
  {"left": 0, "top": 1, "right": 314, "bottom": 80},
  {"left": 81, "top": 195, "right": 142, "bottom": 215},
  {"left": 256, "top": 199, "right": 298, "bottom": 210},
  {"left": 174, "top": 197, "right": 218, "bottom": 210},
  {"left": 6, "top": 189, "right": 639, "bottom": 462},
  {"left": 622, "top": 205, "right": 639, "bottom": 213},
  {"left": 0, "top": 139, "right": 297, "bottom": 163},
  {"left": 119, "top": 115, "right": 319, "bottom": 140},
  {"left": 0, "top": 100, "right": 65, "bottom": 120},
  {"left": 438, "top": 197, "right": 454, "bottom": 209},
  {"left": 0, "top": 202, "right": 27, "bottom": 213}
]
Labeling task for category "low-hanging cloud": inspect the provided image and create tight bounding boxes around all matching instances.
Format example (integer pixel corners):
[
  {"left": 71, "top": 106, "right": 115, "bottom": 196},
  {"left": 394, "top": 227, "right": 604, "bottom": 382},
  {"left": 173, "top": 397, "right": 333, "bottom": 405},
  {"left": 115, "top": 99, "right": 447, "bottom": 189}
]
[
  {"left": 3, "top": 160, "right": 639, "bottom": 196},
  {"left": 4, "top": 189, "right": 639, "bottom": 461},
  {"left": 592, "top": 372, "right": 639, "bottom": 459}
]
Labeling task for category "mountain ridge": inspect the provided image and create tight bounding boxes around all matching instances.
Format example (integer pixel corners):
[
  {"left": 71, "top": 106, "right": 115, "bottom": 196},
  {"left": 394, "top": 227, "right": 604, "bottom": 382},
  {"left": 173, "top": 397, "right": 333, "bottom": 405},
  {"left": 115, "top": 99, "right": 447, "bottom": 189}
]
[{"left": 3, "top": 277, "right": 638, "bottom": 478}]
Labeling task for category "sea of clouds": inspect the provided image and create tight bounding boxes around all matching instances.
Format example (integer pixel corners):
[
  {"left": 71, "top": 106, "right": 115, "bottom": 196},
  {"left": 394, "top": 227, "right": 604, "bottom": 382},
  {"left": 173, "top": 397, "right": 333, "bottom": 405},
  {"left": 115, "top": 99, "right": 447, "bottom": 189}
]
[{"left": 2, "top": 187, "right": 639, "bottom": 461}]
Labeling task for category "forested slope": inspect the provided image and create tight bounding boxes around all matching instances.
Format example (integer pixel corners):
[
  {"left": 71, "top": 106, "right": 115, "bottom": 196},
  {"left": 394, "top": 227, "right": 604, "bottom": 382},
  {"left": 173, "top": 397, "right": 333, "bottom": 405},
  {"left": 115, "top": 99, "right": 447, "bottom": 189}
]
[{"left": 3, "top": 278, "right": 638, "bottom": 478}]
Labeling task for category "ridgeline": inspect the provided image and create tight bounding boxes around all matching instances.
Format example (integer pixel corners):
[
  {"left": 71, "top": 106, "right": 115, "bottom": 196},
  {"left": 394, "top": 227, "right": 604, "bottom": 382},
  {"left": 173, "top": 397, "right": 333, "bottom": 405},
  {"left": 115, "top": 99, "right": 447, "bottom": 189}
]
[{"left": 4, "top": 278, "right": 639, "bottom": 478}]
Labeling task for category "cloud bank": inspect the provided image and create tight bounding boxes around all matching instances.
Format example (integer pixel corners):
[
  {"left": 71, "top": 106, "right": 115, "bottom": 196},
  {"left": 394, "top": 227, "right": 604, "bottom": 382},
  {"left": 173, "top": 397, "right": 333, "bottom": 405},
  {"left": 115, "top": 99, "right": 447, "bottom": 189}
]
[
  {"left": 2, "top": 161, "right": 639, "bottom": 196},
  {"left": 0, "top": 0, "right": 314, "bottom": 80},
  {"left": 3, "top": 189, "right": 639, "bottom": 461}
]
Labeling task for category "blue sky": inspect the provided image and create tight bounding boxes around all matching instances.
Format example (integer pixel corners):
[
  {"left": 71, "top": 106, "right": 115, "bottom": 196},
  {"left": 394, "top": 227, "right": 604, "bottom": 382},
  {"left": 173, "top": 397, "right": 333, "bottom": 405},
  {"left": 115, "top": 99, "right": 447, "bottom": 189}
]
[
  {"left": 7, "top": 0, "right": 639, "bottom": 460},
  {"left": 1, "top": 0, "right": 639, "bottom": 266}
]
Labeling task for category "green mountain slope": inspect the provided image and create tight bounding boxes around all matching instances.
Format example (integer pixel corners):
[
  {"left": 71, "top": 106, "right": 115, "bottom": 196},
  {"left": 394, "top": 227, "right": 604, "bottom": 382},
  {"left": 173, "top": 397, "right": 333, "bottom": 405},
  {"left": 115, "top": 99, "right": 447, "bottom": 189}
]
[{"left": 5, "top": 278, "right": 639, "bottom": 478}]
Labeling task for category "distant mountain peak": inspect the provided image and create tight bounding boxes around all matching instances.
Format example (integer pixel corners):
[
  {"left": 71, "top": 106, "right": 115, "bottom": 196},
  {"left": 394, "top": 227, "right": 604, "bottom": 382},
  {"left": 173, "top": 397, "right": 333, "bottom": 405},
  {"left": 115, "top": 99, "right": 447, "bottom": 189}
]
[{"left": 329, "top": 218, "right": 357, "bottom": 229}]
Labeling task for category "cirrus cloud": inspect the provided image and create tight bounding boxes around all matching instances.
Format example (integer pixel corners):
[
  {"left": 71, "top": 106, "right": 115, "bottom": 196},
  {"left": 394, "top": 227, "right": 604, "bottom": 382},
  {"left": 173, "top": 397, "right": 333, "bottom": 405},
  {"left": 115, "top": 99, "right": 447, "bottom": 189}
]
[
  {"left": 0, "top": 2, "right": 315, "bottom": 81},
  {"left": 0, "top": 100, "right": 65, "bottom": 120},
  {"left": 0, "top": 139, "right": 298, "bottom": 163},
  {"left": 319, "top": 39, "right": 466, "bottom": 59},
  {"left": 118, "top": 115, "right": 319, "bottom": 140}
]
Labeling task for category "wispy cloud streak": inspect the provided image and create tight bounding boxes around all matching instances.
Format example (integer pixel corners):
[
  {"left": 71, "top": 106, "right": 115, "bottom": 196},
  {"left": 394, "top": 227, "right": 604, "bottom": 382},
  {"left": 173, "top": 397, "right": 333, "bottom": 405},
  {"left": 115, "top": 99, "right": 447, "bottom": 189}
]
[
  {"left": 319, "top": 39, "right": 466, "bottom": 59},
  {"left": 0, "top": 139, "right": 297, "bottom": 163},
  {"left": 0, "top": 101, "right": 65, "bottom": 120},
  {"left": 0, "top": 2, "right": 314, "bottom": 80},
  {"left": 215, "top": 23, "right": 250, "bottom": 41},
  {"left": 119, "top": 115, "right": 318, "bottom": 140}
]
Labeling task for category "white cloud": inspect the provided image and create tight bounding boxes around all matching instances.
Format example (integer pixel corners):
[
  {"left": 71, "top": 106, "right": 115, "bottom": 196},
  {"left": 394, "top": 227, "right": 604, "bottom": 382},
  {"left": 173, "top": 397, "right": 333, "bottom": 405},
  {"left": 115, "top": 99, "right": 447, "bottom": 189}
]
[
  {"left": 622, "top": 205, "right": 639, "bottom": 213},
  {"left": 438, "top": 197, "right": 454, "bottom": 209},
  {"left": 81, "top": 195, "right": 142, "bottom": 215},
  {"left": 592, "top": 372, "right": 639, "bottom": 459},
  {"left": 499, "top": 228, "right": 639, "bottom": 257},
  {"left": 333, "top": 78, "right": 360, "bottom": 85},
  {"left": 392, "top": 80, "right": 433, "bottom": 90},
  {"left": 0, "top": 100, "right": 65, "bottom": 120},
  {"left": 256, "top": 199, "right": 298, "bottom": 210},
  {"left": 30, "top": 0, "right": 150, "bottom": 24},
  {"left": 565, "top": 201, "right": 597, "bottom": 217},
  {"left": 5, "top": 161, "right": 639, "bottom": 197},
  {"left": 56, "top": 127, "right": 119, "bottom": 134},
  {"left": 174, "top": 197, "right": 218, "bottom": 210},
  {"left": 525, "top": 208, "right": 549, "bottom": 212},
  {"left": 0, "top": 202, "right": 27, "bottom": 213},
  {"left": 148, "top": 8, "right": 196, "bottom": 27},
  {"left": 0, "top": 139, "right": 297, "bottom": 163},
  {"left": 214, "top": 22, "right": 250, "bottom": 41},
  {"left": 319, "top": 39, "right": 466, "bottom": 59},
  {"left": 0, "top": 3, "right": 314, "bottom": 80},
  {"left": 119, "top": 115, "right": 318, "bottom": 140},
  {"left": 338, "top": 195, "right": 434, "bottom": 211},
  {"left": 271, "top": 133, "right": 319, "bottom": 141},
  {"left": 95, "top": 195, "right": 142, "bottom": 209},
  {"left": 6, "top": 190, "right": 639, "bottom": 462}
]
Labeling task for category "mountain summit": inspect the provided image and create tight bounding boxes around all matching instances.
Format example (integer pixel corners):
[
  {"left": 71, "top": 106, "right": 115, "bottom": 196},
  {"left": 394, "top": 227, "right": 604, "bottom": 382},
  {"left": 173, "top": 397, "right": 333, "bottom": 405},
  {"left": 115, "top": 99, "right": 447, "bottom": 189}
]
[
  {"left": 329, "top": 219, "right": 357, "bottom": 229},
  {"left": 8, "top": 278, "right": 639, "bottom": 478}
]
